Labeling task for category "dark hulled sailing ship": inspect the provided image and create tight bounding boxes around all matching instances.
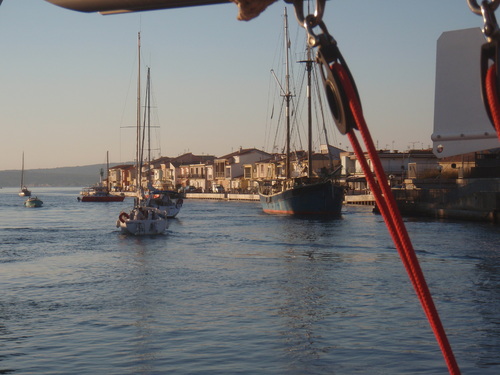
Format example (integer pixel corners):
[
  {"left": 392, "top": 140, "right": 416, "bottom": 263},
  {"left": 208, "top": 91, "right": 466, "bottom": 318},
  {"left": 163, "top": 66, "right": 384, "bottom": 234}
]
[{"left": 258, "top": 8, "right": 344, "bottom": 216}]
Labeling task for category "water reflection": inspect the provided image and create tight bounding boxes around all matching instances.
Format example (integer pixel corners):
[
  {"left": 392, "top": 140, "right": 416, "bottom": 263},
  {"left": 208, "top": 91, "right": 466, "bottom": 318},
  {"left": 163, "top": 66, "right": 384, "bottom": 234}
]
[
  {"left": 275, "top": 217, "right": 346, "bottom": 372},
  {"left": 116, "top": 239, "right": 165, "bottom": 373},
  {"left": 471, "top": 230, "right": 500, "bottom": 369}
]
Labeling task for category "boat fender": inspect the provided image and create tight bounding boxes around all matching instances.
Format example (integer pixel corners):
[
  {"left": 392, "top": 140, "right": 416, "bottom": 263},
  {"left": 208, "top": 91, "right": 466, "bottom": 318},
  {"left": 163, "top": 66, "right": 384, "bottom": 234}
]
[
  {"left": 119, "top": 212, "right": 129, "bottom": 223},
  {"left": 176, "top": 198, "right": 183, "bottom": 208}
]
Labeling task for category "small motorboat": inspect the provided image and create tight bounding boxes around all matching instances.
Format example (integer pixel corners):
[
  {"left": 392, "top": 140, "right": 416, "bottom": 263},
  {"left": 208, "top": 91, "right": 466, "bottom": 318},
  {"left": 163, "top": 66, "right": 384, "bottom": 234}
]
[{"left": 24, "top": 196, "right": 43, "bottom": 208}]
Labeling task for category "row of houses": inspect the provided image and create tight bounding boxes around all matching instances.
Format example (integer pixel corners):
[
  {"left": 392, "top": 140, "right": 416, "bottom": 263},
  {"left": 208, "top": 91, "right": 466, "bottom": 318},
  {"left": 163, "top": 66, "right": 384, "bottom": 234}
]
[
  {"left": 106, "top": 145, "right": 500, "bottom": 194},
  {"left": 107, "top": 146, "right": 341, "bottom": 193}
]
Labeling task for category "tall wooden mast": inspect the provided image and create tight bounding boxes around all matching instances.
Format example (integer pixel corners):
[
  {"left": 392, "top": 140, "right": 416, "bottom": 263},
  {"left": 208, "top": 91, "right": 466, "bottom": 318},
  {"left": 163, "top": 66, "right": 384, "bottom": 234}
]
[{"left": 284, "top": 7, "right": 291, "bottom": 179}]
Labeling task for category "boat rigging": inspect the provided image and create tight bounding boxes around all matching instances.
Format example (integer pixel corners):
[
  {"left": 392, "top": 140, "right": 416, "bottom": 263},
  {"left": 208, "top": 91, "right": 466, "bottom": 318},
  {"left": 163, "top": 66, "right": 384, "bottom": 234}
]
[
  {"left": 258, "top": 7, "right": 344, "bottom": 216},
  {"left": 117, "top": 32, "right": 168, "bottom": 235}
]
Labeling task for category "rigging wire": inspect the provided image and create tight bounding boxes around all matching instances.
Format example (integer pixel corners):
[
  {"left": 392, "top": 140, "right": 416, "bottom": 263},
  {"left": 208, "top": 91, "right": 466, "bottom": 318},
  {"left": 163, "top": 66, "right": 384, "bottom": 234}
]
[
  {"left": 264, "top": 5, "right": 342, "bottom": 173},
  {"left": 312, "top": 62, "right": 335, "bottom": 169},
  {"left": 147, "top": 71, "right": 163, "bottom": 159},
  {"left": 263, "top": 14, "right": 286, "bottom": 154},
  {"left": 118, "top": 48, "right": 139, "bottom": 164}
]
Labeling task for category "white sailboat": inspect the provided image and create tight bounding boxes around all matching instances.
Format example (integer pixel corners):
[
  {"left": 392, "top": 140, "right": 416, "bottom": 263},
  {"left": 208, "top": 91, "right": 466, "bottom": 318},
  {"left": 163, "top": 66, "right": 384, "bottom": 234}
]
[
  {"left": 19, "top": 152, "right": 31, "bottom": 197},
  {"left": 144, "top": 189, "right": 183, "bottom": 218},
  {"left": 117, "top": 205, "right": 167, "bottom": 235},
  {"left": 117, "top": 32, "right": 168, "bottom": 235},
  {"left": 140, "top": 67, "right": 183, "bottom": 218}
]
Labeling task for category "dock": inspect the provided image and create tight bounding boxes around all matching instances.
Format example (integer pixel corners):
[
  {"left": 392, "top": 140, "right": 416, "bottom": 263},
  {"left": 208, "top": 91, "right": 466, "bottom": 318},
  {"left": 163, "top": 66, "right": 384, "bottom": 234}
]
[
  {"left": 187, "top": 192, "right": 377, "bottom": 205},
  {"left": 185, "top": 193, "right": 260, "bottom": 201},
  {"left": 344, "top": 194, "right": 376, "bottom": 205}
]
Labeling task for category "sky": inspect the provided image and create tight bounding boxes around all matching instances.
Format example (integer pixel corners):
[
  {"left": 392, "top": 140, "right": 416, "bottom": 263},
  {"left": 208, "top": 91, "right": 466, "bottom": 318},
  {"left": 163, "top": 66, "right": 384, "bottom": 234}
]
[{"left": 0, "top": 0, "right": 484, "bottom": 170}]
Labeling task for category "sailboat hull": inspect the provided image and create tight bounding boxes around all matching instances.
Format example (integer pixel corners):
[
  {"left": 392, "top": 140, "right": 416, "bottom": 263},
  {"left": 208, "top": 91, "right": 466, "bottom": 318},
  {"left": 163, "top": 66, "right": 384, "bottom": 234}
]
[
  {"left": 259, "top": 180, "right": 344, "bottom": 216},
  {"left": 116, "top": 206, "right": 168, "bottom": 236},
  {"left": 118, "top": 218, "right": 167, "bottom": 235}
]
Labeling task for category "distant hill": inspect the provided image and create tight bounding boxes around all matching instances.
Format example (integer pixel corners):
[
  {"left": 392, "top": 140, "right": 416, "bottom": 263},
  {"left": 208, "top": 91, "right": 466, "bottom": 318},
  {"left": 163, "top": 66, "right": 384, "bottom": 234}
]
[{"left": 0, "top": 163, "right": 130, "bottom": 188}]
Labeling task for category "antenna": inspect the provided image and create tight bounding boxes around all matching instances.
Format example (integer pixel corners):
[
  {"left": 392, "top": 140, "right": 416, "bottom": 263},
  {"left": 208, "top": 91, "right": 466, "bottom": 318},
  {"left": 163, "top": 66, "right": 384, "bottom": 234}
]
[{"left": 408, "top": 141, "right": 419, "bottom": 149}]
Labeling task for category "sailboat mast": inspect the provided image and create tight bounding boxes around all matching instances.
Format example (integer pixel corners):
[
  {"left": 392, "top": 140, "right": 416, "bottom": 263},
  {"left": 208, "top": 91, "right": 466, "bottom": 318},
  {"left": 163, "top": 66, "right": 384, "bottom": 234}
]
[
  {"left": 20, "top": 151, "right": 24, "bottom": 189},
  {"left": 284, "top": 7, "right": 291, "bottom": 179},
  {"left": 106, "top": 151, "right": 110, "bottom": 191},
  {"left": 141, "top": 66, "right": 152, "bottom": 186},
  {"left": 136, "top": 32, "right": 141, "bottom": 194},
  {"left": 306, "top": 47, "right": 313, "bottom": 178},
  {"left": 146, "top": 67, "right": 151, "bottom": 174}
]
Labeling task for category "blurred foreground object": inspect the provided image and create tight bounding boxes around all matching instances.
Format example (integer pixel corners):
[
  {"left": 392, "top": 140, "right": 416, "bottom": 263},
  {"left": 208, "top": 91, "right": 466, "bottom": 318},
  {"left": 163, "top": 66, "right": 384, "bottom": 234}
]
[
  {"left": 44, "top": 0, "right": 277, "bottom": 19},
  {"left": 231, "top": 0, "right": 277, "bottom": 20},
  {"left": 45, "top": 0, "right": 230, "bottom": 14},
  {"left": 432, "top": 28, "right": 500, "bottom": 157}
]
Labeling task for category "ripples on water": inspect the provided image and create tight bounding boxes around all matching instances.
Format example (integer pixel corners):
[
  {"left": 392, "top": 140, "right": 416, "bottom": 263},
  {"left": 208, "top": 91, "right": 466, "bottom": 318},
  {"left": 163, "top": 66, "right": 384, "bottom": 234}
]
[{"left": 1, "top": 187, "right": 499, "bottom": 374}]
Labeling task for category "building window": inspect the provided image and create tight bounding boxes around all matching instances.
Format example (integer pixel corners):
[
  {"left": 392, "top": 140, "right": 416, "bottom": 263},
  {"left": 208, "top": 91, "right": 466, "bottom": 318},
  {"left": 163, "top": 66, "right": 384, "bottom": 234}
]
[
  {"left": 215, "top": 161, "right": 225, "bottom": 178},
  {"left": 244, "top": 166, "right": 251, "bottom": 179}
]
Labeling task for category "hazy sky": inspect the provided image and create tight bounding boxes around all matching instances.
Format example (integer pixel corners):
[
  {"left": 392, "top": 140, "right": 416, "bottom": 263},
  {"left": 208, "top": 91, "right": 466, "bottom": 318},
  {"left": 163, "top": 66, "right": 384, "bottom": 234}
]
[{"left": 0, "top": 1, "right": 483, "bottom": 170}]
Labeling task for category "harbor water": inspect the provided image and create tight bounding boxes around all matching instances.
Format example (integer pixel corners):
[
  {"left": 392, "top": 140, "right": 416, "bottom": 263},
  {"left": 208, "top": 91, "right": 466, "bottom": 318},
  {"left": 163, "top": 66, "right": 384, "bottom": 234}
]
[{"left": 1, "top": 187, "right": 499, "bottom": 374}]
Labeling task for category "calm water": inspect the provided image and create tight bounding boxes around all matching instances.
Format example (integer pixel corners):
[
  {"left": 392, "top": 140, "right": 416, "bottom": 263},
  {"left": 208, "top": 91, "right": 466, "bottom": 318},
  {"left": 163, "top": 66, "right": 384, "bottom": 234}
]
[{"left": 0, "top": 187, "right": 499, "bottom": 374}]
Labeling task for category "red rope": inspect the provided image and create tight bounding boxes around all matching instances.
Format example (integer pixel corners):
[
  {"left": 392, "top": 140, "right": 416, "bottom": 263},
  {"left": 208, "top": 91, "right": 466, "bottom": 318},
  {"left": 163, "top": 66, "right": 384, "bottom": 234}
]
[
  {"left": 485, "top": 63, "right": 500, "bottom": 140},
  {"left": 331, "top": 63, "right": 461, "bottom": 374}
]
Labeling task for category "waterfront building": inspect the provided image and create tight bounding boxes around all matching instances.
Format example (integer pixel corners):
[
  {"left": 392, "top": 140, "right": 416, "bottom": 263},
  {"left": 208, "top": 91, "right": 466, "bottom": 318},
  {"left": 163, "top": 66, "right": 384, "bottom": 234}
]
[
  {"left": 213, "top": 147, "right": 271, "bottom": 192},
  {"left": 108, "top": 164, "right": 135, "bottom": 192},
  {"left": 341, "top": 149, "right": 440, "bottom": 192}
]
